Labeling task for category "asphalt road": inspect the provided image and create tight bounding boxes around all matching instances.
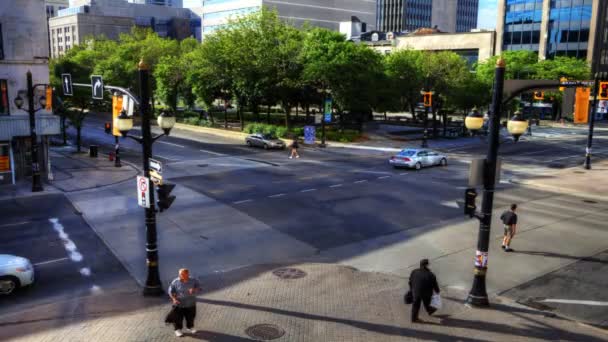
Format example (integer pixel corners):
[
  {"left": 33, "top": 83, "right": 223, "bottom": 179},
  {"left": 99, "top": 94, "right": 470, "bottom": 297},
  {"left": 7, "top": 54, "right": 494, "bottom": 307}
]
[{"left": 0, "top": 194, "right": 134, "bottom": 316}]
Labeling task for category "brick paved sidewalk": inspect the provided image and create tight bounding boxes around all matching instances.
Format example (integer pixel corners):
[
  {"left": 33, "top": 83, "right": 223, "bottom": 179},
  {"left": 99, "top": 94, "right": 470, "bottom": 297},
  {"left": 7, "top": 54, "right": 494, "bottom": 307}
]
[{"left": 1, "top": 263, "right": 605, "bottom": 342}]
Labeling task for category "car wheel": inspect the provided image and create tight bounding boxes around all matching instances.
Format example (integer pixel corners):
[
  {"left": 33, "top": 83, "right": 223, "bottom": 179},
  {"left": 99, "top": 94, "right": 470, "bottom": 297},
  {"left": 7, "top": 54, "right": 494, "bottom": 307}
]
[
  {"left": 263, "top": 144, "right": 269, "bottom": 150},
  {"left": 440, "top": 158, "right": 448, "bottom": 167},
  {"left": 246, "top": 141, "right": 252, "bottom": 147},
  {"left": 0, "top": 276, "right": 20, "bottom": 295},
  {"left": 415, "top": 162, "right": 422, "bottom": 170}
]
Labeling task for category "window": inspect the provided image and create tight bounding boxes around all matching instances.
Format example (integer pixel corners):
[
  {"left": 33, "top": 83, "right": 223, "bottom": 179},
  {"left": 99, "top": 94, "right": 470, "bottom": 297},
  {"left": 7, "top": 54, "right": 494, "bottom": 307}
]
[
  {"left": 0, "top": 80, "right": 8, "bottom": 115},
  {"left": 64, "top": 27, "right": 69, "bottom": 33}
]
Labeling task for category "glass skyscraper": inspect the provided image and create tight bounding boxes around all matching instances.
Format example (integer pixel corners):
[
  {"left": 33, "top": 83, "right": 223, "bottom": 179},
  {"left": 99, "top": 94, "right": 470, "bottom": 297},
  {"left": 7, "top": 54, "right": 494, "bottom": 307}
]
[{"left": 497, "top": 0, "right": 601, "bottom": 62}]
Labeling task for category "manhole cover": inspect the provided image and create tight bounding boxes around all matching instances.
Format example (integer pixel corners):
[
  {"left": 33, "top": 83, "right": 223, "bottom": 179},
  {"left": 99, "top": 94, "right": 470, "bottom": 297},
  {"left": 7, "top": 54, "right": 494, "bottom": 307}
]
[
  {"left": 245, "top": 324, "right": 285, "bottom": 340},
  {"left": 272, "top": 267, "right": 307, "bottom": 279},
  {"left": 583, "top": 199, "right": 598, "bottom": 204}
]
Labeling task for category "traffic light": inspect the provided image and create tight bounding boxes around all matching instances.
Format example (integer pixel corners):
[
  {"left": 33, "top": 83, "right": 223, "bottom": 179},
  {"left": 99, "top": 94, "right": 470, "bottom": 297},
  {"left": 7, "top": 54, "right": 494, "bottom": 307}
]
[
  {"left": 533, "top": 91, "right": 544, "bottom": 100},
  {"left": 156, "top": 182, "right": 176, "bottom": 212},
  {"left": 464, "top": 188, "right": 477, "bottom": 218},
  {"left": 104, "top": 122, "right": 111, "bottom": 134},
  {"left": 559, "top": 77, "right": 568, "bottom": 92},
  {"left": 598, "top": 82, "right": 608, "bottom": 100},
  {"left": 423, "top": 93, "right": 432, "bottom": 107}
]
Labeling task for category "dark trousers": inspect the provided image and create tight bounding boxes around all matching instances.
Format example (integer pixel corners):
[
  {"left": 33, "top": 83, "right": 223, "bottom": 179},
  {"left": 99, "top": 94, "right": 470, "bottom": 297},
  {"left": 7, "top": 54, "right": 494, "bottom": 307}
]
[
  {"left": 411, "top": 295, "right": 435, "bottom": 321},
  {"left": 173, "top": 306, "right": 196, "bottom": 330}
]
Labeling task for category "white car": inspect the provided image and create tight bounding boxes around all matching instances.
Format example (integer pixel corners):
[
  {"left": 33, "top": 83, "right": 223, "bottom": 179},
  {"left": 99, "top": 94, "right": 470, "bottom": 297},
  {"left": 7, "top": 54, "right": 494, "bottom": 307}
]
[
  {"left": 0, "top": 255, "right": 34, "bottom": 295},
  {"left": 389, "top": 148, "right": 448, "bottom": 170}
]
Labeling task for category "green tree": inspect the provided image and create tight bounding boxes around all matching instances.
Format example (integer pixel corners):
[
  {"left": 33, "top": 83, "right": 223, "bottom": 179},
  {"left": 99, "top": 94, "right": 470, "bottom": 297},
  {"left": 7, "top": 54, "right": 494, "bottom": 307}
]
[
  {"left": 384, "top": 49, "right": 426, "bottom": 116},
  {"left": 154, "top": 37, "right": 198, "bottom": 111},
  {"left": 475, "top": 50, "right": 539, "bottom": 85}
]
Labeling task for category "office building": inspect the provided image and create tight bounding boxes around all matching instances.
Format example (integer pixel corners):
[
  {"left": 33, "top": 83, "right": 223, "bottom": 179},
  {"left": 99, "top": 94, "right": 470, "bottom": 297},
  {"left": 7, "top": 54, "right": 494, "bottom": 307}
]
[
  {"left": 496, "top": 0, "right": 603, "bottom": 62},
  {"left": 46, "top": 0, "right": 69, "bottom": 18},
  {"left": 49, "top": 0, "right": 199, "bottom": 58},
  {"left": 200, "top": 0, "right": 376, "bottom": 37},
  {"left": 0, "top": 0, "right": 60, "bottom": 185},
  {"left": 364, "top": 28, "right": 495, "bottom": 66},
  {"left": 376, "top": 0, "right": 479, "bottom": 33},
  {"left": 128, "top": 0, "right": 183, "bottom": 7}
]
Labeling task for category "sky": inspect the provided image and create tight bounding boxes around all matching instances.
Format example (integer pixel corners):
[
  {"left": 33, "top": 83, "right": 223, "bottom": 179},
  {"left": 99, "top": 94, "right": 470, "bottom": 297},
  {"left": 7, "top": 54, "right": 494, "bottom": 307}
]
[
  {"left": 182, "top": 0, "right": 499, "bottom": 30},
  {"left": 478, "top": 0, "right": 498, "bottom": 30}
]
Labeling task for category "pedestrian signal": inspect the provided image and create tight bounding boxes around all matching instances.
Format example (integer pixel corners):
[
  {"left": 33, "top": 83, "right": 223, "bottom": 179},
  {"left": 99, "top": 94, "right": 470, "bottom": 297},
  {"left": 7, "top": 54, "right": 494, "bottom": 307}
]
[
  {"left": 104, "top": 122, "right": 111, "bottom": 134},
  {"left": 156, "top": 182, "right": 176, "bottom": 212},
  {"left": 464, "top": 188, "right": 477, "bottom": 218},
  {"left": 598, "top": 82, "right": 608, "bottom": 100},
  {"left": 533, "top": 91, "right": 544, "bottom": 100},
  {"left": 423, "top": 93, "right": 432, "bottom": 107}
]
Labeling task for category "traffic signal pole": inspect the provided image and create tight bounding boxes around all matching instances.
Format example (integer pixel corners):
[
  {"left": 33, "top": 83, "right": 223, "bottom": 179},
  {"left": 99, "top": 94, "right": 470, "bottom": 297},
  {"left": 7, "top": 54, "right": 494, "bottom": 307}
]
[
  {"left": 584, "top": 75, "right": 599, "bottom": 170},
  {"left": 139, "top": 61, "right": 163, "bottom": 297}
]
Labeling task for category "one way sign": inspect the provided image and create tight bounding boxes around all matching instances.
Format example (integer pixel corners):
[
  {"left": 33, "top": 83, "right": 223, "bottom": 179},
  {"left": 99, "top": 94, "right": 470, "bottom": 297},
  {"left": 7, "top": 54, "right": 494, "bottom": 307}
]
[
  {"left": 61, "top": 74, "right": 73, "bottom": 96},
  {"left": 91, "top": 75, "right": 104, "bottom": 100}
]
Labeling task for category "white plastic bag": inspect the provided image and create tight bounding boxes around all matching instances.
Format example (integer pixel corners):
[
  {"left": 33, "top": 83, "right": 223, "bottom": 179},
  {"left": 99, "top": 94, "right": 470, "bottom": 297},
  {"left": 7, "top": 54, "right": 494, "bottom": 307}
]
[{"left": 430, "top": 293, "right": 442, "bottom": 310}]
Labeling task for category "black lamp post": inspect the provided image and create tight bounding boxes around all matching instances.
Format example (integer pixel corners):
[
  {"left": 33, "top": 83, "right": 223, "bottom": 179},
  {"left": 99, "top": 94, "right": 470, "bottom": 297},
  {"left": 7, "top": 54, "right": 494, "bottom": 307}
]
[
  {"left": 115, "top": 60, "right": 175, "bottom": 296},
  {"left": 464, "top": 58, "right": 528, "bottom": 307},
  {"left": 14, "top": 71, "right": 48, "bottom": 192}
]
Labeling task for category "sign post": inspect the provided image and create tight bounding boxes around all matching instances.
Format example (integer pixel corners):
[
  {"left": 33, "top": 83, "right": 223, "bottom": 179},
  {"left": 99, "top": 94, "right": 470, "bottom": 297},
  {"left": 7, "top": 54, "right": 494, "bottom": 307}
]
[
  {"left": 91, "top": 75, "right": 104, "bottom": 100},
  {"left": 304, "top": 126, "right": 316, "bottom": 145},
  {"left": 137, "top": 176, "right": 150, "bottom": 208}
]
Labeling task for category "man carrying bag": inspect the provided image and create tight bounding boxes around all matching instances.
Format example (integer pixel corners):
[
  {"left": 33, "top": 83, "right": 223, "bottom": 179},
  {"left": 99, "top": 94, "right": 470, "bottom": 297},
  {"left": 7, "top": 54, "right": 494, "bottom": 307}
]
[{"left": 408, "top": 259, "right": 441, "bottom": 323}]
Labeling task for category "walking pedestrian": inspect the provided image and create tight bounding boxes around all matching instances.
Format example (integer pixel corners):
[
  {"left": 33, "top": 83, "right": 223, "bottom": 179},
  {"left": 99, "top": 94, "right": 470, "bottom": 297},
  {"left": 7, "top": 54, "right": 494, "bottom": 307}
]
[
  {"left": 501, "top": 203, "right": 518, "bottom": 252},
  {"left": 408, "top": 259, "right": 440, "bottom": 323},
  {"left": 289, "top": 138, "right": 300, "bottom": 159},
  {"left": 168, "top": 268, "right": 201, "bottom": 337}
]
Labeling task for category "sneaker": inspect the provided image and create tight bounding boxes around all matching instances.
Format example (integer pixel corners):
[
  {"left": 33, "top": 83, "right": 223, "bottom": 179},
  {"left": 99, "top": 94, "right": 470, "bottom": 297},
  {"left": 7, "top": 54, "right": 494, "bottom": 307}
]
[
  {"left": 289, "top": 156, "right": 293, "bottom": 159},
  {"left": 175, "top": 330, "right": 184, "bottom": 337},
  {"left": 501, "top": 245, "right": 506, "bottom": 250},
  {"left": 504, "top": 247, "right": 514, "bottom": 252},
  {"left": 296, "top": 155, "right": 300, "bottom": 158},
  {"left": 185, "top": 328, "right": 197, "bottom": 334}
]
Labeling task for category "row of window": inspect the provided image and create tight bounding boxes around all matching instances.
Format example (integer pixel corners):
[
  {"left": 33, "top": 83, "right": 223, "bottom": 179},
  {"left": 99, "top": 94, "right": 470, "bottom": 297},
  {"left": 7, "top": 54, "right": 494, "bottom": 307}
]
[
  {"left": 203, "top": 6, "right": 259, "bottom": 21},
  {"left": 203, "top": 0, "right": 241, "bottom": 6}
]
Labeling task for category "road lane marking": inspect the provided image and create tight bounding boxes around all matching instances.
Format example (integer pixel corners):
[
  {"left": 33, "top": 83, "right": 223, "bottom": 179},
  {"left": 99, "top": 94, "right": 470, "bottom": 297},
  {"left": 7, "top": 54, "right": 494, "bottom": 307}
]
[
  {"left": 399, "top": 173, "right": 408, "bottom": 176},
  {"left": 301, "top": 188, "right": 317, "bottom": 192},
  {"left": 154, "top": 155, "right": 180, "bottom": 161},
  {"left": 0, "top": 221, "right": 31, "bottom": 228},
  {"left": 329, "top": 184, "right": 343, "bottom": 188},
  {"left": 199, "top": 149, "right": 225, "bottom": 156},
  {"left": 33, "top": 257, "right": 69, "bottom": 266},
  {"left": 378, "top": 176, "right": 391, "bottom": 179},
  {"left": 541, "top": 299, "right": 608, "bottom": 306},
  {"left": 233, "top": 199, "right": 252, "bottom": 204},
  {"left": 158, "top": 141, "right": 185, "bottom": 148},
  {"left": 354, "top": 180, "right": 368, "bottom": 184},
  {"left": 516, "top": 149, "right": 552, "bottom": 156},
  {"left": 269, "top": 193, "right": 286, "bottom": 198}
]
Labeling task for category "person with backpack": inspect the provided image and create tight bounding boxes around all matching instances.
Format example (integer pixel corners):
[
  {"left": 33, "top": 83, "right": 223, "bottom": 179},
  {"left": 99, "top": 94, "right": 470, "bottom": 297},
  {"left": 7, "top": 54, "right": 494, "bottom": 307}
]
[{"left": 501, "top": 204, "right": 518, "bottom": 252}]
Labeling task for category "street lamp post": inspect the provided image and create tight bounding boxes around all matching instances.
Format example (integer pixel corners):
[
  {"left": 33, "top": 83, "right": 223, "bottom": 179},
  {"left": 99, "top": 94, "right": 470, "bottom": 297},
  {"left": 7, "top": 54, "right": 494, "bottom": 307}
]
[
  {"left": 464, "top": 58, "right": 527, "bottom": 307},
  {"left": 116, "top": 60, "right": 175, "bottom": 296},
  {"left": 14, "top": 71, "right": 48, "bottom": 192}
]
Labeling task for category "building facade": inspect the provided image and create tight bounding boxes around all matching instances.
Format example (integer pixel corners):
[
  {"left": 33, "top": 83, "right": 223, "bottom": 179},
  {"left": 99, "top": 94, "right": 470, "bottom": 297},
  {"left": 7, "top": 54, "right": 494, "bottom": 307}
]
[
  {"left": 49, "top": 0, "right": 198, "bottom": 58},
  {"left": 200, "top": 0, "right": 376, "bottom": 37},
  {"left": 365, "top": 29, "right": 496, "bottom": 66},
  {"left": 0, "top": 0, "right": 60, "bottom": 185},
  {"left": 46, "top": 0, "right": 69, "bottom": 18},
  {"left": 496, "top": 0, "right": 602, "bottom": 62},
  {"left": 128, "top": 0, "right": 183, "bottom": 7},
  {"left": 376, "top": 0, "right": 478, "bottom": 33}
]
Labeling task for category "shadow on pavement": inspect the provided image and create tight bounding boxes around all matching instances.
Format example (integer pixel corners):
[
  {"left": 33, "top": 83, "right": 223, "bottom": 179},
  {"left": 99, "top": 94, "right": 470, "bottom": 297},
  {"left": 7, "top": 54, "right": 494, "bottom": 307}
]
[{"left": 512, "top": 250, "right": 608, "bottom": 264}]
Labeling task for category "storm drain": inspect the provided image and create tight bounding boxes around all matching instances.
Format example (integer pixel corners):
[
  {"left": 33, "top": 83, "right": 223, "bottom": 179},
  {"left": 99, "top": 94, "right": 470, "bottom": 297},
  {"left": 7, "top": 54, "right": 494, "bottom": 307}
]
[
  {"left": 272, "top": 267, "right": 307, "bottom": 280},
  {"left": 245, "top": 324, "right": 285, "bottom": 340}
]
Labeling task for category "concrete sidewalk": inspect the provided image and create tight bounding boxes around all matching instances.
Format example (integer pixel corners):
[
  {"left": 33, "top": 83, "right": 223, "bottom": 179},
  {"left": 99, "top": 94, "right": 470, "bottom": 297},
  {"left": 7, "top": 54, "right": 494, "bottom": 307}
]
[
  {"left": 511, "top": 159, "right": 608, "bottom": 201},
  {"left": 1, "top": 263, "right": 606, "bottom": 342}
]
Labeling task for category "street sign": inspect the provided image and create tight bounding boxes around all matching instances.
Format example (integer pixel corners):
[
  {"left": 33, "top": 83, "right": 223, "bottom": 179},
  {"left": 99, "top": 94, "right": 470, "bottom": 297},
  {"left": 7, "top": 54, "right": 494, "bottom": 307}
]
[
  {"left": 91, "top": 75, "right": 104, "bottom": 100},
  {"left": 304, "top": 126, "right": 316, "bottom": 145},
  {"left": 122, "top": 95, "right": 134, "bottom": 116},
  {"left": 137, "top": 176, "right": 150, "bottom": 208},
  {"left": 150, "top": 170, "right": 163, "bottom": 185},
  {"left": 149, "top": 158, "right": 162, "bottom": 174},
  {"left": 61, "top": 74, "right": 73, "bottom": 96}
]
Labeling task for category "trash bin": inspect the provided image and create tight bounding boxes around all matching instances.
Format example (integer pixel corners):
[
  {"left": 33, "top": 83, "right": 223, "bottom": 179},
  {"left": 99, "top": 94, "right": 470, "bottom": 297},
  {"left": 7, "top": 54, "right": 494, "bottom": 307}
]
[{"left": 89, "top": 145, "right": 98, "bottom": 158}]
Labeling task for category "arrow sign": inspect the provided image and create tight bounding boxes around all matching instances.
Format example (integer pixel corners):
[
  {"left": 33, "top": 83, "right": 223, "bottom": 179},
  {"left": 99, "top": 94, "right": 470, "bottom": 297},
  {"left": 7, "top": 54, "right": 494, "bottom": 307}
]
[
  {"left": 91, "top": 75, "right": 104, "bottom": 100},
  {"left": 61, "top": 74, "right": 73, "bottom": 96},
  {"left": 149, "top": 158, "right": 162, "bottom": 174}
]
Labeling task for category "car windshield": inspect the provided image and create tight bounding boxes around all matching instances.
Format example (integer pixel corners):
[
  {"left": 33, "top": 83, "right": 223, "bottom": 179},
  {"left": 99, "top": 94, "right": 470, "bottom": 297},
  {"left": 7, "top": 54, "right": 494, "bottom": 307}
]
[
  {"left": 263, "top": 134, "right": 277, "bottom": 140},
  {"left": 398, "top": 150, "right": 416, "bottom": 157}
]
